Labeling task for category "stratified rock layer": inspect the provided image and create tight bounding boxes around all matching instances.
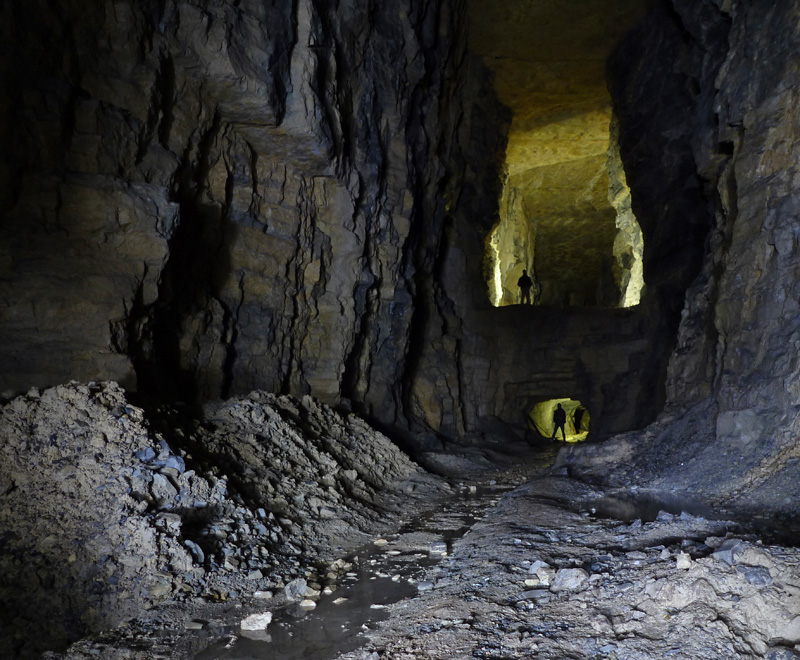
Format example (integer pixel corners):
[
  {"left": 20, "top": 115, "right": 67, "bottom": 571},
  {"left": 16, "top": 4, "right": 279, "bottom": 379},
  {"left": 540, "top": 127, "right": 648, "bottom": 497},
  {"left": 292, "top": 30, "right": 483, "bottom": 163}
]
[
  {"left": 563, "top": 0, "right": 800, "bottom": 517},
  {"left": 0, "top": 0, "right": 507, "bottom": 433},
  {"left": 0, "top": 0, "right": 679, "bottom": 445}
]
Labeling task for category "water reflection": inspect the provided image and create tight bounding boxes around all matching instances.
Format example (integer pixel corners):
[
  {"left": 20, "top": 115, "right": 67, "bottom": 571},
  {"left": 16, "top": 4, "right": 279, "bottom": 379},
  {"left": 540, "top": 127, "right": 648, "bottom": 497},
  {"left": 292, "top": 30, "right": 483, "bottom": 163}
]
[{"left": 195, "top": 486, "right": 507, "bottom": 660}]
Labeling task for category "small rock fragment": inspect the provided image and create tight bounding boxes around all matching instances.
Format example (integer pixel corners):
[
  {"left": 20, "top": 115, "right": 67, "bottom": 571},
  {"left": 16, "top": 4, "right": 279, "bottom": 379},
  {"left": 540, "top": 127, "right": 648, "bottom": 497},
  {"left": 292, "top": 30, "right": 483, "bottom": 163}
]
[
  {"left": 240, "top": 612, "right": 273, "bottom": 630},
  {"left": 284, "top": 578, "right": 308, "bottom": 601},
  {"left": 737, "top": 565, "right": 772, "bottom": 586},
  {"left": 712, "top": 538, "right": 746, "bottom": 565},
  {"left": 550, "top": 568, "right": 589, "bottom": 593}
]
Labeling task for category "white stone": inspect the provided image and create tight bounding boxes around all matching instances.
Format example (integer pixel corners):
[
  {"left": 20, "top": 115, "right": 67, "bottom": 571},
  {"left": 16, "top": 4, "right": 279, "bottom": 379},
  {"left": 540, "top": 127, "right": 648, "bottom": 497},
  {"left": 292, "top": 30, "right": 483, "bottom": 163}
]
[
  {"left": 240, "top": 612, "right": 273, "bottom": 630},
  {"left": 550, "top": 568, "right": 589, "bottom": 593}
]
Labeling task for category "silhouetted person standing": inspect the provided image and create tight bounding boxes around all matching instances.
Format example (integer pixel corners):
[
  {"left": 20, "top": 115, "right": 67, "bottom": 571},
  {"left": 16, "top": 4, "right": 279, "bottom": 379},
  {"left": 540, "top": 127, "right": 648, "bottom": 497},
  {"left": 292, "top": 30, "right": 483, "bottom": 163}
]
[
  {"left": 517, "top": 269, "right": 533, "bottom": 304},
  {"left": 551, "top": 403, "right": 567, "bottom": 441}
]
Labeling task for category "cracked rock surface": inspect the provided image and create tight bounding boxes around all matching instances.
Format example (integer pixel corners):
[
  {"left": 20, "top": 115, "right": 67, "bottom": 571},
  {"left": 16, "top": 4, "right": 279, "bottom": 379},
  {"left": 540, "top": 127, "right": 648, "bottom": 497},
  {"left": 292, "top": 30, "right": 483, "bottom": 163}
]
[{"left": 340, "top": 477, "right": 800, "bottom": 660}]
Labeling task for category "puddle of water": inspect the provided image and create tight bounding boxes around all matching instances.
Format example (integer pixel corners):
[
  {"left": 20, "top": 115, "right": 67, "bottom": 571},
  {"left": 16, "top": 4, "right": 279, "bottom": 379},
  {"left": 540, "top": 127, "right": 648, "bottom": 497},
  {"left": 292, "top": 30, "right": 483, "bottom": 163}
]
[
  {"left": 587, "top": 492, "right": 711, "bottom": 523},
  {"left": 194, "top": 486, "right": 509, "bottom": 660},
  {"left": 195, "top": 560, "right": 430, "bottom": 660},
  {"left": 585, "top": 491, "right": 800, "bottom": 546}
]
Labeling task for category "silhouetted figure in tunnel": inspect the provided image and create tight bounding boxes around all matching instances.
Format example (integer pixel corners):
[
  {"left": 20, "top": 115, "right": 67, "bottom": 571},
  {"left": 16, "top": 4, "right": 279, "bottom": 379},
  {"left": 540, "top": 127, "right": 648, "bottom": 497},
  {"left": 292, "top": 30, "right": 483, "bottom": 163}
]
[
  {"left": 517, "top": 269, "right": 533, "bottom": 304},
  {"left": 551, "top": 403, "right": 567, "bottom": 441},
  {"left": 574, "top": 407, "right": 585, "bottom": 432}
]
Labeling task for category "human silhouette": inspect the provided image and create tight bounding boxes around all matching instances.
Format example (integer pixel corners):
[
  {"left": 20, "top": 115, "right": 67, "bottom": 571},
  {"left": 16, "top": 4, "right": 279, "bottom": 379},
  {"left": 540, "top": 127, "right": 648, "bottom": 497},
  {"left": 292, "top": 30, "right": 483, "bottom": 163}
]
[
  {"left": 517, "top": 269, "right": 533, "bottom": 304},
  {"left": 574, "top": 408, "right": 585, "bottom": 432},
  {"left": 551, "top": 403, "right": 567, "bottom": 441}
]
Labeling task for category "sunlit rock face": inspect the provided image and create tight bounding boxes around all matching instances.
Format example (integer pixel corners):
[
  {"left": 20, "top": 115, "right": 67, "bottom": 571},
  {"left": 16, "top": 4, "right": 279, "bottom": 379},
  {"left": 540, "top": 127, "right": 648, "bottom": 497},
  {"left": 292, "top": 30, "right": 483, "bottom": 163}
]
[
  {"left": 0, "top": 0, "right": 506, "bottom": 434},
  {"left": 469, "top": 0, "right": 648, "bottom": 308}
]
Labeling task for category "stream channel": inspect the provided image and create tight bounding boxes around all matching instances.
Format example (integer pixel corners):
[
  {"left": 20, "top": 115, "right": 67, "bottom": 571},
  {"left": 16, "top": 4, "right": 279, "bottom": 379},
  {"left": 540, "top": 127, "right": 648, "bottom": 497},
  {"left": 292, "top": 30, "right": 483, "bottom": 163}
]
[{"left": 195, "top": 482, "right": 515, "bottom": 660}]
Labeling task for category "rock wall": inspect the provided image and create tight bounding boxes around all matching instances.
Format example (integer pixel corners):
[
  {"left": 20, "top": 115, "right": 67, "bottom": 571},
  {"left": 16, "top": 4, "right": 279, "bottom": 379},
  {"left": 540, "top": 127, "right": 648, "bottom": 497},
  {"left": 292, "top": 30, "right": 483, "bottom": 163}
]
[
  {"left": 0, "top": 0, "right": 508, "bottom": 435},
  {"left": 562, "top": 0, "right": 800, "bottom": 514},
  {"left": 1, "top": 0, "right": 742, "bottom": 446}
]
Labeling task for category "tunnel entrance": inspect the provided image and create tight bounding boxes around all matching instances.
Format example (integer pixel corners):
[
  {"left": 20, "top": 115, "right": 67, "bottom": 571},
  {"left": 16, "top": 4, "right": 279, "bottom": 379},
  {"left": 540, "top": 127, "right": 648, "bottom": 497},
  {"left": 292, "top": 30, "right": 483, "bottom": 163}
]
[
  {"left": 487, "top": 117, "right": 645, "bottom": 309},
  {"left": 529, "top": 398, "right": 589, "bottom": 443},
  {"left": 468, "top": 0, "right": 648, "bottom": 309}
]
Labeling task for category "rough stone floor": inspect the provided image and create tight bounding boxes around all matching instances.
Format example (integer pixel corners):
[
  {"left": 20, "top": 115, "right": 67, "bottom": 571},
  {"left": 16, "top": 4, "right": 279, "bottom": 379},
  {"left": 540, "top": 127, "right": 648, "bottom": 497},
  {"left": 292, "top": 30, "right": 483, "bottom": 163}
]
[
  {"left": 337, "top": 476, "right": 800, "bottom": 660},
  {"left": 51, "top": 459, "right": 800, "bottom": 660}
]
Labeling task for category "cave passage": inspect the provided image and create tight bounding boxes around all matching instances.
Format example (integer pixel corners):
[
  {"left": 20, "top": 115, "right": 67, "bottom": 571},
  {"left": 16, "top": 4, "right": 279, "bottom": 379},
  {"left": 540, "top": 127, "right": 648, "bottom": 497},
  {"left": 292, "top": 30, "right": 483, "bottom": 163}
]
[
  {"left": 529, "top": 397, "right": 589, "bottom": 442},
  {"left": 469, "top": 0, "right": 648, "bottom": 309}
]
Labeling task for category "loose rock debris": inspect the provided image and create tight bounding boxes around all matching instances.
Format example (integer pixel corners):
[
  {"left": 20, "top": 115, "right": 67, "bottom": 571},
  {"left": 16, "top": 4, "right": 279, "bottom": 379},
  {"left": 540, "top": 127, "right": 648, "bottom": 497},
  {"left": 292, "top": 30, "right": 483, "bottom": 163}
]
[
  {"left": 3, "top": 382, "right": 800, "bottom": 660},
  {"left": 0, "top": 381, "right": 445, "bottom": 659},
  {"left": 338, "top": 478, "right": 800, "bottom": 660}
]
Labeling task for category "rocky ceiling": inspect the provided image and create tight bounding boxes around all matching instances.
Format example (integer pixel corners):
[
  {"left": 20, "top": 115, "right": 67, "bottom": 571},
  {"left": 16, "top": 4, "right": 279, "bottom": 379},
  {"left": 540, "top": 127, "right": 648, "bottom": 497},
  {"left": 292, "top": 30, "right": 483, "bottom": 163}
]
[{"left": 468, "top": 0, "right": 652, "bottom": 306}]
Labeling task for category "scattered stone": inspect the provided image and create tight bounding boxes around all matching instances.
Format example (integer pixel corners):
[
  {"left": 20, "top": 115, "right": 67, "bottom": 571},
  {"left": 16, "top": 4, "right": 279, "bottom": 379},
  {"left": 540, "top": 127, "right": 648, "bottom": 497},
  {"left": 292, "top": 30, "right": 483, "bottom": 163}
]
[
  {"left": 737, "top": 565, "right": 772, "bottom": 586},
  {"left": 550, "top": 568, "right": 589, "bottom": 593},
  {"left": 184, "top": 540, "right": 205, "bottom": 565},
  {"left": 429, "top": 541, "right": 448, "bottom": 555},
  {"left": 766, "top": 649, "right": 800, "bottom": 660},
  {"left": 0, "top": 382, "right": 447, "bottom": 659},
  {"left": 712, "top": 539, "right": 746, "bottom": 565},
  {"left": 535, "top": 566, "right": 557, "bottom": 586},
  {"left": 284, "top": 578, "right": 308, "bottom": 601},
  {"left": 184, "top": 620, "right": 205, "bottom": 630},
  {"left": 676, "top": 552, "right": 692, "bottom": 569},
  {"left": 240, "top": 612, "right": 273, "bottom": 630},
  {"left": 528, "top": 560, "right": 550, "bottom": 574}
]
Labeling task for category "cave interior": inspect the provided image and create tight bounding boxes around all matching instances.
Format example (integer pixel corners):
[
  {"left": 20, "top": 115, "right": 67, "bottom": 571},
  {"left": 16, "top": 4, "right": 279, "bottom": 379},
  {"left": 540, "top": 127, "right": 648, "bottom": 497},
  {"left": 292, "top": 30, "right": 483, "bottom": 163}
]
[{"left": 2, "top": 0, "right": 800, "bottom": 657}]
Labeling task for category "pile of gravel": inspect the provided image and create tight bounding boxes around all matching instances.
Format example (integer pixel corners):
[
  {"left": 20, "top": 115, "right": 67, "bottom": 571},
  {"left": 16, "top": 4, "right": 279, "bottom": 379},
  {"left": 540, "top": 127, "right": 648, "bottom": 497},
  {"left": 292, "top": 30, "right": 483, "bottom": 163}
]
[{"left": 0, "top": 381, "right": 445, "bottom": 659}]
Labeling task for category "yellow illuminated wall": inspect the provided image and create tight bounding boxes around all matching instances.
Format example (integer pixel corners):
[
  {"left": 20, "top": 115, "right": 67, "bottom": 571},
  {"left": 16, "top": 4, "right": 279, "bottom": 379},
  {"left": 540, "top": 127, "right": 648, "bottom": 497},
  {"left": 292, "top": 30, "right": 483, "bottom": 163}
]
[{"left": 486, "top": 115, "right": 644, "bottom": 309}]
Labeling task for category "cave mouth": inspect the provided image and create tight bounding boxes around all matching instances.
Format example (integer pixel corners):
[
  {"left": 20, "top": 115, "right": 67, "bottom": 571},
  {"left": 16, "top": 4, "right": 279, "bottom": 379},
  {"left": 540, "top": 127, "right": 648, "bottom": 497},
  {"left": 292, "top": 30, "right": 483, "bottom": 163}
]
[
  {"left": 468, "top": 0, "right": 649, "bottom": 309},
  {"left": 529, "top": 398, "right": 590, "bottom": 443}
]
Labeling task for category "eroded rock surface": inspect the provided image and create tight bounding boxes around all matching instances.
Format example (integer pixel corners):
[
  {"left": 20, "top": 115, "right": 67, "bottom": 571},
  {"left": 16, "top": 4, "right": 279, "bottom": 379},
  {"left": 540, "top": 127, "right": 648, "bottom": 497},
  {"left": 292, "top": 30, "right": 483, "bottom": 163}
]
[
  {"left": 560, "top": 0, "right": 800, "bottom": 521},
  {"left": 339, "top": 478, "right": 800, "bottom": 660},
  {"left": 0, "top": 0, "right": 693, "bottom": 447},
  {"left": 0, "top": 0, "right": 512, "bottom": 445}
]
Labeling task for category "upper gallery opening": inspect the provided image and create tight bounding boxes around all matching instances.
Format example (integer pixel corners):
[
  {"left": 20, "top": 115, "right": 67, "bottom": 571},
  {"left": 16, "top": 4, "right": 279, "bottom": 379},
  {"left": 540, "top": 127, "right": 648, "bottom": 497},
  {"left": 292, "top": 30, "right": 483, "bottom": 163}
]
[{"left": 468, "top": 0, "right": 652, "bottom": 308}]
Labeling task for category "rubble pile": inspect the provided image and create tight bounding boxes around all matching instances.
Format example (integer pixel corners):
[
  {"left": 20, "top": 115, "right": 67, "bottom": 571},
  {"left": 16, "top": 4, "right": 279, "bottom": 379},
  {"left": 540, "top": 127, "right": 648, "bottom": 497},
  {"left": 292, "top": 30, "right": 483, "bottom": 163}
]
[{"left": 0, "top": 381, "right": 444, "bottom": 659}]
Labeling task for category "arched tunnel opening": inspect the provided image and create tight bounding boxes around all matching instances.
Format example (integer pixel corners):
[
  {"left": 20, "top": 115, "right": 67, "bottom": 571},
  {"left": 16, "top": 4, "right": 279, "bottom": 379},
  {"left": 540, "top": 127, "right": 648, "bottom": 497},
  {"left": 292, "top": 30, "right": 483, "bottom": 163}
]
[
  {"left": 529, "top": 397, "right": 590, "bottom": 443},
  {"left": 470, "top": 0, "right": 648, "bottom": 309}
]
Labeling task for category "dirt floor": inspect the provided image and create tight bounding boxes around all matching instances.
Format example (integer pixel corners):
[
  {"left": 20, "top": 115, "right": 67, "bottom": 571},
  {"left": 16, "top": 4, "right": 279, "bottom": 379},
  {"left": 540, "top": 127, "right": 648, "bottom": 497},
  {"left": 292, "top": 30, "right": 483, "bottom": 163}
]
[{"left": 336, "top": 476, "right": 800, "bottom": 660}]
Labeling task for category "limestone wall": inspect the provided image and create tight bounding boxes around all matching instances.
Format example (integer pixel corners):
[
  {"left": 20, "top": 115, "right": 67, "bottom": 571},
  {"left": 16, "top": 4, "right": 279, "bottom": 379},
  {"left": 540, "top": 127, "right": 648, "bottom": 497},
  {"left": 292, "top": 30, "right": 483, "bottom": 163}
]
[
  {"left": 561, "top": 0, "right": 800, "bottom": 512},
  {"left": 3, "top": 0, "right": 768, "bottom": 448},
  {"left": 0, "top": 0, "right": 507, "bottom": 437}
]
